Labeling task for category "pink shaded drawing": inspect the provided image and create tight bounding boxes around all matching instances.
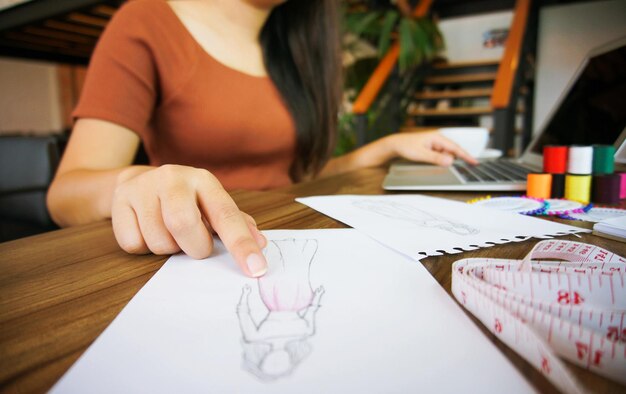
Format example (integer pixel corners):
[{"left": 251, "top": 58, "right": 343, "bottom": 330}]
[{"left": 236, "top": 239, "right": 324, "bottom": 381}]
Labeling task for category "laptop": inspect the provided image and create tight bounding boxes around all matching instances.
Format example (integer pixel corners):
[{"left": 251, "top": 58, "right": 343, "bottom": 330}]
[{"left": 383, "top": 36, "right": 626, "bottom": 191}]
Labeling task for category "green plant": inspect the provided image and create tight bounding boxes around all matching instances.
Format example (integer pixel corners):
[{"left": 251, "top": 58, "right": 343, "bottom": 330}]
[
  {"left": 334, "top": 100, "right": 387, "bottom": 156},
  {"left": 337, "top": 3, "right": 445, "bottom": 155},
  {"left": 344, "top": 8, "right": 444, "bottom": 72},
  {"left": 335, "top": 112, "right": 357, "bottom": 156}
]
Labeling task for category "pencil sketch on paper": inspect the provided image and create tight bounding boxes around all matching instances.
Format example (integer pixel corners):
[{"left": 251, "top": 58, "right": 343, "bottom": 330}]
[
  {"left": 236, "top": 239, "right": 324, "bottom": 381},
  {"left": 352, "top": 199, "right": 480, "bottom": 235}
]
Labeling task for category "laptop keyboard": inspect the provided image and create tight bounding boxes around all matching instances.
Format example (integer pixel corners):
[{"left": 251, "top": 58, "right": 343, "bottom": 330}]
[{"left": 453, "top": 160, "right": 531, "bottom": 183}]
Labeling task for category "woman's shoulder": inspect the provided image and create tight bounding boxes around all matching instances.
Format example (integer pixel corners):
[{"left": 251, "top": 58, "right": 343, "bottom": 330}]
[
  {"left": 116, "top": 0, "right": 169, "bottom": 15},
  {"left": 104, "top": 0, "right": 191, "bottom": 57},
  {"left": 109, "top": 0, "right": 172, "bottom": 30}
]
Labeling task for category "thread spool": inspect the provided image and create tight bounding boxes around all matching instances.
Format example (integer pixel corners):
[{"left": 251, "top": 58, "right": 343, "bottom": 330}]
[
  {"left": 620, "top": 173, "right": 626, "bottom": 199},
  {"left": 543, "top": 145, "right": 568, "bottom": 174},
  {"left": 526, "top": 173, "right": 552, "bottom": 199},
  {"left": 565, "top": 174, "right": 592, "bottom": 203},
  {"left": 592, "top": 145, "right": 615, "bottom": 175},
  {"left": 550, "top": 173, "right": 565, "bottom": 199},
  {"left": 567, "top": 146, "right": 593, "bottom": 175},
  {"left": 592, "top": 174, "right": 621, "bottom": 204}
]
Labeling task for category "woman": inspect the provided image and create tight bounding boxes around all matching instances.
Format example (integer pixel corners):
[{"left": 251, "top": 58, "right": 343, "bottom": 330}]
[{"left": 47, "top": 0, "right": 475, "bottom": 278}]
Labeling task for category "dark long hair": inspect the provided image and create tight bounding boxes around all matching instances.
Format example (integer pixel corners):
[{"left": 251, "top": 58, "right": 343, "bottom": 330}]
[{"left": 261, "top": 0, "right": 342, "bottom": 181}]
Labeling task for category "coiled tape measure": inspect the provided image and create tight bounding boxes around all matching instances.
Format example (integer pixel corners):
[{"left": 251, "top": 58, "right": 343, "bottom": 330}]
[{"left": 452, "top": 240, "right": 625, "bottom": 393}]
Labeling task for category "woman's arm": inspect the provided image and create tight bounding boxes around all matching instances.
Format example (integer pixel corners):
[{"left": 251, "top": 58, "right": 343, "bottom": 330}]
[
  {"left": 47, "top": 118, "right": 268, "bottom": 277},
  {"left": 47, "top": 118, "right": 146, "bottom": 226},
  {"left": 319, "top": 130, "right": 478, "bottom": 178}
]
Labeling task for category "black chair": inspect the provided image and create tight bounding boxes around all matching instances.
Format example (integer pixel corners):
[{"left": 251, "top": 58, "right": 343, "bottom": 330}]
[{"left": 0, "top": 134, "right": 61, "bottom": 242}]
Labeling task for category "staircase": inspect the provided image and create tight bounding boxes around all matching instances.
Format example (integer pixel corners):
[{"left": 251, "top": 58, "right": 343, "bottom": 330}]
[
  {"left": 350, "top": 0, "right": 537, "bottom": 156},
  {"left": 406, "top": 59, "right": 501, "bottom": 129}
]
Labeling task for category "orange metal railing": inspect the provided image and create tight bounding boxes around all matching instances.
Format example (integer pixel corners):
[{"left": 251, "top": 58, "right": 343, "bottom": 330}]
[{"left": 490, "top": 0, "right": 530, "bottom": 109}]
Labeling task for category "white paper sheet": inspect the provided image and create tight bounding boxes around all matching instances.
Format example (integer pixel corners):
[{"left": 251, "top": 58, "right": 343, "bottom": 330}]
[
  {"left": 296, "top": 195, "right": 589, "bottom": 260},
  {"left": 52, "top": 230, "right": 534, "bottom": 393}
]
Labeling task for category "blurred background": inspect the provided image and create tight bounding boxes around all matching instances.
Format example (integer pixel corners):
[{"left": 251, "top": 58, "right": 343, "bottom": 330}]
[{"left": 0, "top": 0, "right": 624, "bottom": 241}]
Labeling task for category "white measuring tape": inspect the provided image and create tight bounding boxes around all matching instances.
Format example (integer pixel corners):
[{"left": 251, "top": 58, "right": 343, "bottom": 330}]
[{"left": 452, "top": 240, "right": 625, "bottom": 393}]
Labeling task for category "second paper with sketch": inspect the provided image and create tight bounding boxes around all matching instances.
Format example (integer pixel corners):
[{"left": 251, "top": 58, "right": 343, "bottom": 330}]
[{"left": 297, "top": 195, "right": 588, "bottom": 260}]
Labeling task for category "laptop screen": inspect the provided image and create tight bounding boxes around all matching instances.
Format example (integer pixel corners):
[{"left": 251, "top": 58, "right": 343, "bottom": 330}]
[{"left": 526, "top": 39, "right": 626, "bottom": 155}]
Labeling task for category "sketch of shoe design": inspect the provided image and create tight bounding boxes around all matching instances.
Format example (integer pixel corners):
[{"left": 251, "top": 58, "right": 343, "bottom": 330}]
[
  {"left": 352, "top": 199, "right": 480, "bottom": 236},
  {"left": 236, "top": 239, "right": 324, "bottom": 381}
]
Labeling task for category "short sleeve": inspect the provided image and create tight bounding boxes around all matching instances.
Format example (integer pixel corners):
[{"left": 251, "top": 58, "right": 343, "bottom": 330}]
[{"left": 72, "top": 1, "right": 157, "bottom": 137}]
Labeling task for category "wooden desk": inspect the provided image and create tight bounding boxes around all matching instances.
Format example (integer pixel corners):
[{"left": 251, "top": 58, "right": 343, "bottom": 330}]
[{"left": 1, "top": 167, "right": 625, "bottom": 393}]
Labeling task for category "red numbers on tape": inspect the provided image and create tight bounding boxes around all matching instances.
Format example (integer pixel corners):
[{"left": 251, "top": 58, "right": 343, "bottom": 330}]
[
  {"left": 494, "top": 318, "right": 503, "bottom": 334},
  {"left": 579, "top": 245, "right": 592, "bottom": 256},
  {"left": 556, "top": 290, "right": 584, "bottom": 305},
  {"left": 606, "top": 326, "right": 626, "bottom": 343},
  {"left": 541, "top": 356, "right": 551, "bottom": 375},
  {"left": 594, "top": 249, "right": 609, "bottom": 262},
  {"left": 575, "top": 342, "right": 603, "bottom": 366}
]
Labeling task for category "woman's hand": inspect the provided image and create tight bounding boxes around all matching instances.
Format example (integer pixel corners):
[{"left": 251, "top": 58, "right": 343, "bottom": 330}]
[
  {"left": 320, "top": 130, "right": 478, "bottom": 177},
  {"left": 112, "top": 164, "right": 268, "bottom": 277},
  {"left": 381, "top": 131, "right": 478, "bottom": 166},
  {"left": 47, "top": 120, "right": 267, "bottom": 277}
]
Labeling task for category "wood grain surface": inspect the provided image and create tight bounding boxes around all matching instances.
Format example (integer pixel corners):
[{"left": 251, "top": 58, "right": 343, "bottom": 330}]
[{"left": 1, "top": 167, "right": 625, "bottom": 393}]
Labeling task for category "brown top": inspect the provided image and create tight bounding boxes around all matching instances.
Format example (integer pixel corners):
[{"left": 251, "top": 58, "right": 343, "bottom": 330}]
[{"left": 73, "top": 0, "right": 296, "bottom": 190}]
